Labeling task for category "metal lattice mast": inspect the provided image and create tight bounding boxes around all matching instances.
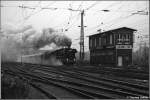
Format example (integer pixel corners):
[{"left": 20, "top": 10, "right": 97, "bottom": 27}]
[{"left": 80, "top": 10, "right": 84, "bottom": 61}]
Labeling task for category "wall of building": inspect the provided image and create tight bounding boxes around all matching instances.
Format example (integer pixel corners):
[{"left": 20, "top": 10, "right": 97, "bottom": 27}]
[
  {"left": 116, "top": 49, "right": 132, "bottom": 66},
  {"left": 90, "top": 49, "right": 116, "bottom": 65},
  {"left": 89, "top": 27, "right": 135, "bottom": 66}
]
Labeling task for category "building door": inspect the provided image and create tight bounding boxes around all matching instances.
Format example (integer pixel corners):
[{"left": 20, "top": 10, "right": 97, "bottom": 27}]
[{"left": 118, "top": 56, "right": 123, "bottom": 66}]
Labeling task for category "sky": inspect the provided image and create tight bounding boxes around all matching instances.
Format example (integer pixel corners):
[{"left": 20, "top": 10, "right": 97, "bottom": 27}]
[{"left": 1, "top": 1, "right": 149, "bottom": 51}]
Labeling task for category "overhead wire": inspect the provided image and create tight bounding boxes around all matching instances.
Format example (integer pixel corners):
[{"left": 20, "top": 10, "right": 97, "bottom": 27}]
[
  {"left": 84, "top": 11, "right": 147, "bottom": 34},
  {"left": 7, "top": 1, "right": 57, "bottom": 25},
  {"left": 62, "top": 2, "right": 74, "bottom": 30},
  {"left": 85, "top": 1, "right": 99, "bottom": 11},
  {"left": 1, "top": 1, "right": 148, "bottom": 47},
  {"left": 38, "top": 2, "right": 82, "bottom": 31},
  {"left": 62, "top": 2, "right": 84, "bottom": 32},
  {"left": 23, "top": 1, "right": 56, "bottom": 20},
  {"left": 53, "top": 10, "right": 80, "bottom": 30},
  {"left": 76, "top": 1, "right": 83, "bottom": 10},
  {"left": 84, "top": 1, "right": 125, "bottom": 33},
  {"left": 101, "top": 1, "right": 122, "bottom": 11},
  {"left": 104, "top": 10, "right": 148, "bottom": 29},
  {"left": 103, "top": 14, "right": 135, "bottom": 29},
  {"left": 65, "top": 12, "right": 80, "bottom": 31},
  {"left": 77, "top": 1, "right": 148, "bottom": 42},
  {"left": 25, "top": 1, "right": 42, "bottom": 19}
]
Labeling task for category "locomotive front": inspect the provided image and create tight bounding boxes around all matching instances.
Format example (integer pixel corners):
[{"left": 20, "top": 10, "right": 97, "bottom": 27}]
[
  {"left": 53, "top": 48, "right": 77, "bottom": 65},
  {"left": 62, "top": 48, "right": 77, "bottom": 65}
]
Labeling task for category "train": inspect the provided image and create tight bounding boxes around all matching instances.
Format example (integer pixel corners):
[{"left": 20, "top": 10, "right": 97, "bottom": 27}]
[
  {"left": 43, "top": 48, "right": 77, "bottom": 65},
  {"left": 20, "top": 48, "right": 77, "bottom": 65}
]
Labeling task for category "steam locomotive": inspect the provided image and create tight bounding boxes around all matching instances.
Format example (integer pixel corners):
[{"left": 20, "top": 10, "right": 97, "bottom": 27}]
[
  {"left": 21, "top": 48, "right": 77, "bottom": 65},
  {"left": 43, "top": 48, "right": 77, "bottom": 65}
]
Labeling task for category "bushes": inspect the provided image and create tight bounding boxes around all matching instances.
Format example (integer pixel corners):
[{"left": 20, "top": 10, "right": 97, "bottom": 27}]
[
  {"left": 132, "top": 46, "right": 149, "bottom": 71},
  {"left": 1, "top": 73, "right": 29, "bottom": 99}
]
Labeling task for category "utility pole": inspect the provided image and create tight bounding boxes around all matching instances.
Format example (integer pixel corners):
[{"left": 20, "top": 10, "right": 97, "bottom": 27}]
[{"left": 80, "top": 10, "right": 85, "bottom": 61}]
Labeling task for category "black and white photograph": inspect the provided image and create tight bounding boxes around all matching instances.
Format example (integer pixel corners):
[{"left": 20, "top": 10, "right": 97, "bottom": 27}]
[{"left": 1, "top": 0, "right": 149, "bottom": 99}]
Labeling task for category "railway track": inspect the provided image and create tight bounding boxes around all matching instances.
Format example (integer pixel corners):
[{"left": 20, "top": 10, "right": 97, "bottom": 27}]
[
  {"left": 23, "top": 63, "right": 148, "bottom": 88},
  {"left": 2, "top": 63, "right": 119, "bottom": 99},
  {"left": 17, "top": 62, "right": 149, "bottom": 83},
  {"left": 53, "top": 64, "right": 149, "bottom": 85},
  {"left": 18, "top": 63, "right": 149, "bottom": 96},
  {"left": 62, "top": 69, "right": 149, "bottom": 89},
  {"left": 31, "top": 65, "right": 149, "bottom": 96},
  {"left": 3, "top": 67, "right": 96, "bottom": 99},
  {"left": 2, "top": 67, "right": 57, "bottom": 99},
  {"left": 2, "top": 62, "right": 149, "bottom": 99},
  {"left": 54, "top": 64, "right": 148, "bottom": 79},
  {"left": 69, "top": 65, "right": 149, "bottom": 80}
]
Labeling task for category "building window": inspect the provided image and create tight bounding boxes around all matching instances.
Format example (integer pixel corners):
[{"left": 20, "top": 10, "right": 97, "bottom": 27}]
[
  {"left": 99, "top": 37, "right": 101, "bottom": 46},
  {"left": 123, "top": 34, "right": 126, "bottom": 41},
  {"left": 116, "top": 34, "right": 119, "bottom": 39},
  {"left": 115, "top": 34, "right": 118, "bottom": 44},
  {"left": 97, "top": 38, "right": 99, "bottom": 46},
  {"left": 95, "top": 38, "right": 97, "bottom": 47},
  {"left": 125, "top": 34, "right": 130, "bottom": 44},
  {"left": 90, "top": 38, "right": 92, "bottom": 47},
  {"left": 110, "top": 34, "right": 112, "bottom": 44},
  {"left": 102, "top": 38, "right": 106, "bottom": 45},
  {"left": 116, "top": 34, "right": 124, "bottom": 44},
  {"left": 118, "top": 34, "right": 121, "bottom": 44}
]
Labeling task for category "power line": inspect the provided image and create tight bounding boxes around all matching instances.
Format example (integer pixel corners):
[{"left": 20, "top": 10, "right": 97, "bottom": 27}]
[
  {"left": 62, "top": 3, "right": 79, "bottom": 31},
  {"left": 85, "top": 1, "right": 99, "bottom": 11},
  {"left": 53, "top": 12, "right": 80, "bottom": 31},
  {"left": 76, "top": 1, "right": 83, "bottom": 10},
  {"left": 26, "top": 1, "right": 41, "bottom": 18},
  {"left": 102, "top": 1, "right": 122, "bottom": 11},
  {"left": 64, "top": 12, "right": 80, "bottom": 31},
  {"left": 24, "top": 1, "right": 56, "bottom": 20},
  {"left": 103, "top": 14, "right": 135, "bottom": 29},
  {"left": 85, "top": 8, "right": 148, "bottom": 33},
  {"left": 2, "top": 2, "right": 148, "bottom": 43}
]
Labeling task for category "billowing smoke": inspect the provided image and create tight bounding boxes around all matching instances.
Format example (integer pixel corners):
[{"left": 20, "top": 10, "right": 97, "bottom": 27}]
[
  {"left": 32, "top": 28, "right": 72, "bottom": 49},
  {"left": 1, "top": 24, "right": 72, "bottom": 65},
  {"left": 1, "top": 37, "right": 22, "bottom": 61},
  {"left": 1, "top": 24, "right": 36, "bottom": 61}
]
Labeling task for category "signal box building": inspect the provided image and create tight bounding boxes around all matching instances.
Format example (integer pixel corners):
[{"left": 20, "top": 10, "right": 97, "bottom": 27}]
[{"left": 89, "top": 27, "right": 137, "bottom": 66}]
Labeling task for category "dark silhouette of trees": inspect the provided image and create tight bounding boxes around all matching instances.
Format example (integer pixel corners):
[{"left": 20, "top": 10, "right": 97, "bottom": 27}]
[{"left": 133, "top": 44, "right": 149, "bottom": 70}]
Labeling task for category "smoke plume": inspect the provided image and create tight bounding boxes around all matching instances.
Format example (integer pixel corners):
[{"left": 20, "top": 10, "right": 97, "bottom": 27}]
[
  {"left": 32, "top": 28, "right": 72, "bottom": 49},
  {"left": 1, "top": 24, "right": 72, "bottom": 63}
]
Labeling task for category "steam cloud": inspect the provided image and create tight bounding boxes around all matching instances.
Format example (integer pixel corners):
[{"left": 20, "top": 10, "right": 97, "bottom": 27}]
[
  {"left": 1, "top": 24, "right": 72, "bottom": 62},
  {"left": 32, "top": 28, "right": 72, "bottom": 49}
]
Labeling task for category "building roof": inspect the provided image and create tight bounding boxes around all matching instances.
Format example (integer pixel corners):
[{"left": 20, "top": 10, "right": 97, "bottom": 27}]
[{"left": 89, "top": 27, "right": 137, "bottom": 37}]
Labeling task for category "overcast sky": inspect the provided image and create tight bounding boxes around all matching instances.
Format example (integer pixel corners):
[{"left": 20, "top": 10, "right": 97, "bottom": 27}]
[{"left": 1, "top": 1, "right": 149, "bottom": 51}]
